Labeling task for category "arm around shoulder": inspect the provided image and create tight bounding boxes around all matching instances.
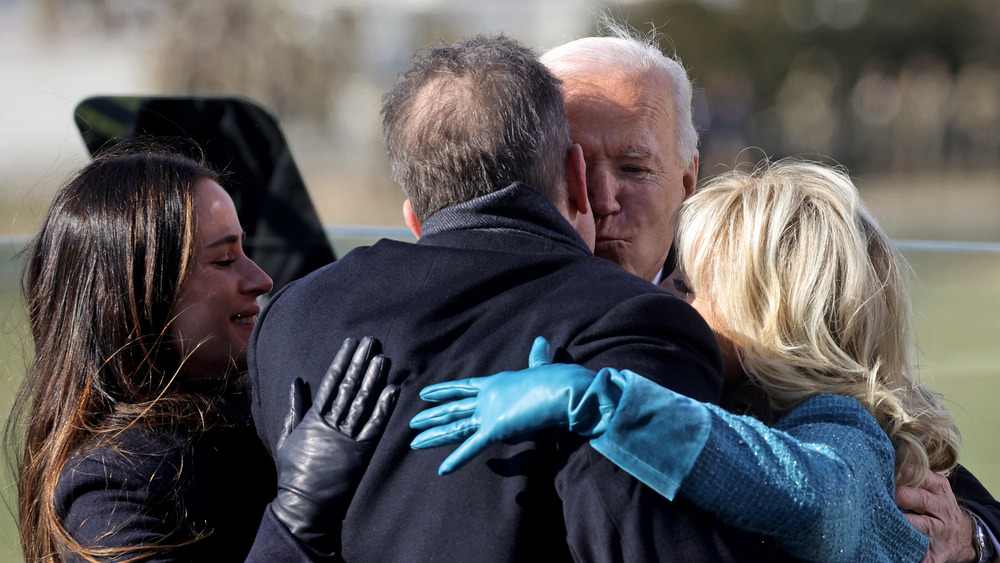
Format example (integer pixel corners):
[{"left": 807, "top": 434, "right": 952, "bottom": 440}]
[
  {"left": 677, "top": 394, "right": 928, "bottom": 562},
  {"left": 570, "top": 290, "right": 724, "bottom": 403}
]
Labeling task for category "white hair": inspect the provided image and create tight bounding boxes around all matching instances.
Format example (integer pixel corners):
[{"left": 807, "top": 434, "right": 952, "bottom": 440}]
[{"left": 540, "top": 19, "right": 699, "bottom": 166}]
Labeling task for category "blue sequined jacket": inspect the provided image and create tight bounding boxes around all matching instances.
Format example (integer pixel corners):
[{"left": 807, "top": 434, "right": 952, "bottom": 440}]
[{"left": 590, "top": 371, "right": 929, "bottom": 562}]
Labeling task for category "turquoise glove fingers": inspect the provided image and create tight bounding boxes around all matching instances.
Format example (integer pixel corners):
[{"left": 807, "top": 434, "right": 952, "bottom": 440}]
[
  {"left": 410, "top": 415, "right": 480, "bottom": 449},
  {"left": 438, "top": 429, "right": 493, "bottom": 475},
  {"left": 418, "top": 378, "right": 483, "bottom": 402},
  {"left": 528, "top": 336, "right": 553, "bottom": 368},
  {"left": 409, "top": 337, "right": 617, "bottom": 476},
  {"left": 410, "top": 396, "right": 479, "bottom": 430},
  {"left": 608, "top": 367, "right": 630, "bottom": 389},
  {"left": 430, "top": 365, "right": 600, "bottom": 474}
]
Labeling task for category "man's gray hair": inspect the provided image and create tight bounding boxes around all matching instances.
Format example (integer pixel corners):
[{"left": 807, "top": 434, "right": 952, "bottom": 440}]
[
  {"left": 381, "top": 34, "right": 572, "bottom": 221},
  {"left": 540, "top": 19, "right": 699, "bottom": 166}
]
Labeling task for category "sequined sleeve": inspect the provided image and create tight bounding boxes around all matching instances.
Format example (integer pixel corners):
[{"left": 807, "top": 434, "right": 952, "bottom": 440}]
[{"left": 591, "top": 373, "right": 929, "bottom": 562}]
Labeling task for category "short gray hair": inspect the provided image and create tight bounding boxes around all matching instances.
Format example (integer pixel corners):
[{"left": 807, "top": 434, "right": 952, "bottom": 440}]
[{"left": 540, "top": 20, "right": 698, "bottom": 166}]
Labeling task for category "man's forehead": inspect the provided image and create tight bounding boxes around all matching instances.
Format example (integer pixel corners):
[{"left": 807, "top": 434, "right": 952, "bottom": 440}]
[
  {"left": 565, "top": 95, "right": 670, "bottom": 155},
  {"left": 564, "top": 74, "right": 674, "bottom": 126},
  {"left": 561, "top": 64, "right": 671, "bottom": 101}
]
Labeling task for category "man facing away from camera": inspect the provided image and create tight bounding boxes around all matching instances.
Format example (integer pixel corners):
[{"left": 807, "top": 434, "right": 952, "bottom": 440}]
[{"left": 246, "top": 33, "right": 769, "bottom": 561}]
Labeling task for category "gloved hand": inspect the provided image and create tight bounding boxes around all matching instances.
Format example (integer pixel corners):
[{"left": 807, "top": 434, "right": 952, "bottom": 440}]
[
  {"left": 270, "top": 336, "right": 399, "bottom": 551},
  {"left": 409, "top": 336, "right": 623, "bottom": 475}
]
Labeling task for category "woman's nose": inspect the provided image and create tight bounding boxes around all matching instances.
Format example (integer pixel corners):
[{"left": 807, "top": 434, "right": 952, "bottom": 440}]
[{"left": 242, "top": 257, "right": 274, "bottom": 295}]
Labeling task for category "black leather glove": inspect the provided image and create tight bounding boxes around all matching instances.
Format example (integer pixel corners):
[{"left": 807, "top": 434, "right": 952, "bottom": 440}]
[{"left": 270, "top": 336, "right": 399, "bottom": 551}]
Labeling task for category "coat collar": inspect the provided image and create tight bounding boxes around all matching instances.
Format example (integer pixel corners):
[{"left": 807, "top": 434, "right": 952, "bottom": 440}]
[{"left": 420, "top": 182, "right": 590, "bottom": 254}]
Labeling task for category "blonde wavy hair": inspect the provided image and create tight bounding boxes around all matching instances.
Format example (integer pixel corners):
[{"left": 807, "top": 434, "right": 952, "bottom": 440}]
[{"left": 675, "top": 160, "right": 960, "bottom": 486}]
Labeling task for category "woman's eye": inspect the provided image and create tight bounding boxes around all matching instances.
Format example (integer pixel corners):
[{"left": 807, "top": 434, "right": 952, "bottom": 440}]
[
  {"left": 672, "top": 278, "right": 694, "bottom": 297},
  {"left": 214, "top": 259, "right": 237, "bottom": 267}
]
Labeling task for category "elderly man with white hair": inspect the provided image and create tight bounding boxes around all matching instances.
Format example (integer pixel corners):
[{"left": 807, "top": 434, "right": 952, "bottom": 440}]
[
  {"left": 541, "top": 21, "right": 1000, "bottom": 563},
  {"left": 540, "top": 26, "right": 699, "bottom": 284}
]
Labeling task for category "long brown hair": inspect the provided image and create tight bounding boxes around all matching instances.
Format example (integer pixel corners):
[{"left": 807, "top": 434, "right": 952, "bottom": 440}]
[{"left": 5, "top": 149, "right": 223, "bottom": 561}]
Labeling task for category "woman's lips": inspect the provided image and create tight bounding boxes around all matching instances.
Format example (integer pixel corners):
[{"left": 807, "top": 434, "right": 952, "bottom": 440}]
[
  {"left": 231, "top": 305, "right": 261, "bottom": 326},
  {"left": 232, "top": 314, "right": 258, "bottom": 326}
]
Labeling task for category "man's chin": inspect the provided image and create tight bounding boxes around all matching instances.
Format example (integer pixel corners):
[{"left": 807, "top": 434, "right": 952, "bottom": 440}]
[{"left": 594, "top": 243, "right": 655, "bottom": 280}]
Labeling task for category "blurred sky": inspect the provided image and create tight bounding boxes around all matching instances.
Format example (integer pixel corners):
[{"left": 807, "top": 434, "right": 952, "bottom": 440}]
[{"left": 0, "top": 2, "right": 139, "bottom": 183}]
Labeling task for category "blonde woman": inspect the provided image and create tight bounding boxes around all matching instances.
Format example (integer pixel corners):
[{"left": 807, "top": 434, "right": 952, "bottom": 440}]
[{"left": 410, "top": 160, "right": 962, "bottom": 562}]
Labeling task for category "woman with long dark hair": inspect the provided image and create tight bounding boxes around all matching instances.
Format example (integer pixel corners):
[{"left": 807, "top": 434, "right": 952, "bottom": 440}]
[{"left": 6, "top": 149, "right": 396, "bottom": 561}]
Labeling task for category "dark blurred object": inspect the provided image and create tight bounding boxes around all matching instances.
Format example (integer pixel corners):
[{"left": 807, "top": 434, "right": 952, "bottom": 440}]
[{"left": 73, "top": 96, "right": 335, "bottom": 292}]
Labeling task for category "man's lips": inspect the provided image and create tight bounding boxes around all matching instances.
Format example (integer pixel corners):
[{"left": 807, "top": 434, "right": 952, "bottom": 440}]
[
  {"left": 595, "top": 221, "right": 627, "bottom": 244},
  {"left": 595, "top": 236, "right": 627, "bottom": 245}
]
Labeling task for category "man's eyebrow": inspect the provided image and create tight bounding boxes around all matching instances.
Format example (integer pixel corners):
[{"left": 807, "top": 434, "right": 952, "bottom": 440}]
[
  {"left": 620, "top": 148, "right": 654, "bottom": 160},
  {"left": 206, "top": 231, "right": 246, "bottom": 249}
]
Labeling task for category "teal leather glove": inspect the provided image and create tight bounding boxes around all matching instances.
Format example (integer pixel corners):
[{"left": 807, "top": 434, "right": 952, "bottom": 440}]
[{"left": 409, "top": 336, "right": 624, "bottom": 475}]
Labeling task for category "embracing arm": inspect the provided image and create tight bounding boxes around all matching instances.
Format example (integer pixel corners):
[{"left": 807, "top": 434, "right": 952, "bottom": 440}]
[
  {"left": 411, "top": 338, "right": 928, "bottom": 562},
  {"left": 658, "top": 391, "right": 927, "bottom": 562}
]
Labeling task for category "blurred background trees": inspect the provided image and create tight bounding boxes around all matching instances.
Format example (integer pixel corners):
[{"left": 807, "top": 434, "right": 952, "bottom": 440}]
[
  {"left": 628, "top": 0, "right": 1000, "bottom": 174},
  {"left": 31, "top": 0, "right": 1000, "bottom": 179}
]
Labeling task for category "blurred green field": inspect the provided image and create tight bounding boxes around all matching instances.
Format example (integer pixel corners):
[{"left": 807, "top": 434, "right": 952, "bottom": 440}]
[
  {"left": 0, "top": 242, "right": 996, "bottom": 561},
  {"left": 904, "top": 251, "right": 1000, "bottom": 492},
  {"left": 0, "top": 243, "right": 28, "bottom": 561}
]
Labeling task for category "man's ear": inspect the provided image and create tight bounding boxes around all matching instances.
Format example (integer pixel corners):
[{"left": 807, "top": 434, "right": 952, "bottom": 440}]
[
  {"left": 565, "top": 143, "right": 595, "bottom": 251},
  {"left": 403, "top": 199, "right": 422, "bottom": 239},
  {"left": 682, "top": 154, "right": 699, "bottom": 199},
  {"left": 566, "top": 143, "right": 590, "bottom": 215}
]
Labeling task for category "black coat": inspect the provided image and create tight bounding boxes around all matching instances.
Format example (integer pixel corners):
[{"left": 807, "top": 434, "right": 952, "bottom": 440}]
[
  {"left": 950, "top": 465, "right": 1000, "bottom": 553},
  {"left": 55, "top": 383, "right": 276, "bottom": 562},
  {"left": 249, "top": 183, "right": 798, "bottom": 562}
]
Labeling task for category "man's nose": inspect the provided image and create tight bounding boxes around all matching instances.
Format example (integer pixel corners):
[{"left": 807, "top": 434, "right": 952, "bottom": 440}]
[{"left": 587, "top": 167, "right": 622, "bottom": 216}]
